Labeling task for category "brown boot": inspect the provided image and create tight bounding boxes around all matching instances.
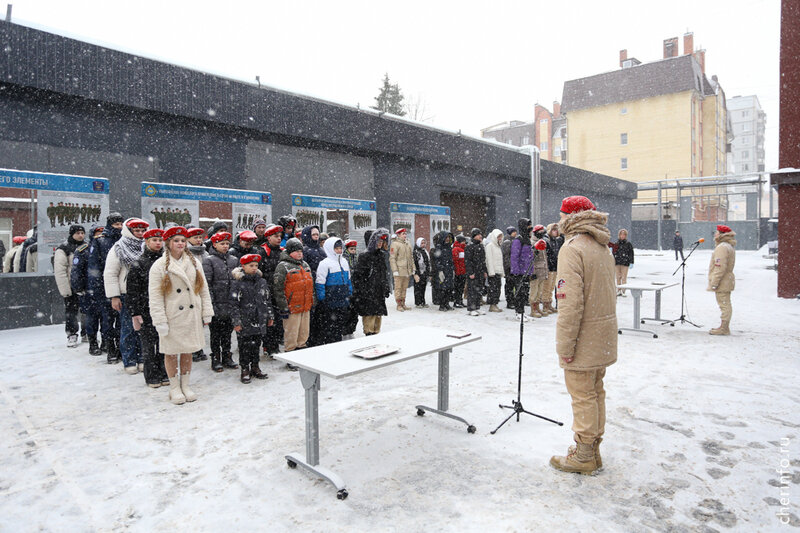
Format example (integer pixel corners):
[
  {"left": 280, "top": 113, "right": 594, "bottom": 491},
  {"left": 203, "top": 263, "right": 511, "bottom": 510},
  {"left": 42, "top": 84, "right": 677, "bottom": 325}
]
[
  {"left": 568, "top": 437, "right": 602, "bottom": 469},
  {"left": 489, "top": 304, "right": 502, "bottom": 312},
  {"left": 550, "top": 442, "right": 598, "bottom": 475},
  {"left": 540, "top": 303, "right": 552, "bottom": 315},
  {"left": 709, "top": 320, "right": 730, "bottom": 335},
  {"left": 529, "top": 303, "right": 543, "bottom": 318},
  {"left": 250, "top": 361, "right": 268, "bottom": 380},
  {"left": 396, "top": 300, "right": 405, "bottom": 312},
  {"left": 402, "top": 299, "right": 412, "bottom": 311}
]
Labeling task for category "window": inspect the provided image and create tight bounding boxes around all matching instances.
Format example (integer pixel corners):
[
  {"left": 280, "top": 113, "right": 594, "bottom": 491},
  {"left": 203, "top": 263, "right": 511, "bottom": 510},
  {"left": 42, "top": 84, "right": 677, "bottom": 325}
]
[
  {"left": 540, "top": 119, "right": 548, "bottom": 125},
  {"left": 742, "top": 150, "right": 749, "bottom": 159},
  {"left": 620, "top": 107, "right": 627, "bottom": 115},
  {"left": 541, "top": 142, "right": 548, "bottom": 151},
  {"left": 742, "top": 163, "right": 750, "bottom": 171},
  {"left": 553, "top": 145, "right": 561, "bottom": 156},
  {"left": 621, "top": 157, "right": 628, "bottom": 170},
  {"left": 741, "top": 110, "right": 750, "bottom": 118},
  {"left": 522, "top": 135, "right": 530, "bottom": 145},
  {"left": 620, "top": 133, "right": 628, "bottom": 145}
]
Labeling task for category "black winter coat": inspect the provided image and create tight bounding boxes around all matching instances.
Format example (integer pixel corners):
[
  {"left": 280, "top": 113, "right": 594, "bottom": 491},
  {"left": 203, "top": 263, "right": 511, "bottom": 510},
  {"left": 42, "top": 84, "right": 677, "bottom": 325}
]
[
  {"left": 301, "top": 225, "right": 326, "bottom": 275},
  {"left": 501, "top": 238, "right": 513, "bottom": 276},
  {"left": 203, "top": 249, "right": 238, "bottom": 318},
  {"left": 673, "top": 234, "right": 684, "bottom": 250},
  {"left": 229, "top": 242, "right": 258, "bottom": 261},
  {"left": 413, "top": 244, "right": 430, "bottom": 278},
  {"left": 352, "top": 230, "right": 390, "bottom": 317},
  {"left": 614, "top": 240, "right": 635, "bottom": 266},
  {"left": 545, "top": 235, "right": 564, "bottom": 272},
  {"left": 88, "top": 226, "right": 121, "bottom": 299},
  {"left": 230, "top": 268, "right": 274, "bottom": 336},
  {"left": 430, "top": 231, "right": 454, "bottom": 291},
  {"left": 464, "top": 238, "right": 487, "bottom": 277},
  {"left": 126, "top": 247, "right": 163, "bottom": 326},
  {"left": 259, "top": 243, "right": 283, "bottom": 296}
]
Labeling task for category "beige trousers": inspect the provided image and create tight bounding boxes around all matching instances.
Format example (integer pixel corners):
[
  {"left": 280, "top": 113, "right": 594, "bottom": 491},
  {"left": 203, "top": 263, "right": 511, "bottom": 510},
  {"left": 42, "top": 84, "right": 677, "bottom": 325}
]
[
  {"left": 283, "top": 311, "right": 310, "bottom": 351},
  {"left": 529, "top": 276, "right": 547, "bottom": 305},
  {"left": 394, "top": 275, "right": 409, "bottom": 303},
  {"left": 362, "top": 315, "right": 383, "bottom": 335},
  {"left": 564, "top": 368, "right": 607, "bottom": 444},
  {"left": 615, "top": 265, "right": 629, "bottom": 292},
  {"left": 715, "top": 291, "right": 732, "bottom": 322},
  {"left": 542, "top": 272, "right": 557, "bottom": 305}
]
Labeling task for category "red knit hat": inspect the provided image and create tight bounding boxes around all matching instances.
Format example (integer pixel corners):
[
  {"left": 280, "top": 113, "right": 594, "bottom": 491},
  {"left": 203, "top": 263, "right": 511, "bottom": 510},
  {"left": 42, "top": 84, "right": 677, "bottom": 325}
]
[
  {"left": 345, "top": 240, "right": 358, "bottom": 248},
  {"left": 264, "top": 224, "right": 282, "bottom": 237},
  {"left": 126, "top": 218, "right": 150, "bottom": 229},
  {"left": 560, "top": 196, "right": 596, "bottom": 214},
  {"left": 716, "top": 225, "right": 732, "bottom": 233},
  {"left": 533, "top": 224, "right": 545, "bottom": 232},
  {"left": 185, "top": 227, "right": 205, "bottom": 238},
  {"left": 162, "top": 226, "right": 187, "bottom": 240},
  {"left": 240, "top": 253, "right": 261, "bottom": 265},
  {"left": 143, "top": 228, "right": 163, "bottom": 240},
  {"left": 210, "top": 231, "right": 232, "bottom": 243},
  {"left": 238, "top": 230, "right": 257, "bottom": 241},
  {"left": 534, "top": 239, "right": 547, "bottom": 251},
  {"left": 12, "top": 236, "right": 26, "bottom": 245}
]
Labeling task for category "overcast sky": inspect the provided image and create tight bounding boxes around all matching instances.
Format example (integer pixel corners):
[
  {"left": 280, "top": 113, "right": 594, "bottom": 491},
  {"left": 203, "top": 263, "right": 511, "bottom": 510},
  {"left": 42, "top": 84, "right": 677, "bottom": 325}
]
[{"left": 9, "top": 0, "right": 782, "bottom": 171}]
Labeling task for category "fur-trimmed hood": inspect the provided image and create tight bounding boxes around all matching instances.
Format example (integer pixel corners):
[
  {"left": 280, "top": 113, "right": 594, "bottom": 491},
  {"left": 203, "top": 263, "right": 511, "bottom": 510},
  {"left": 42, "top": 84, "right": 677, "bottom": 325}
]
[
  {"left": 559, "top": 210, "right": 611, "bottom": 246},
  {"left": 714, "top": 231, "right": 737, "bottom": 248},
  {"left": 231, "top": 266, "right": 264, "bottom": 281}
]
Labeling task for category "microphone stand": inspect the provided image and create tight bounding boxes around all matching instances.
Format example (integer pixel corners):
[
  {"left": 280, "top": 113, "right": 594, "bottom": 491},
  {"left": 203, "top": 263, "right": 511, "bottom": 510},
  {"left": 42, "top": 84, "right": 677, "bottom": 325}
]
[
  {"left": 669, "top": 240, "right": 703, "bottom": 328},
  {"left": 491, "top": 244, "right": 562, "bottom": 435}
]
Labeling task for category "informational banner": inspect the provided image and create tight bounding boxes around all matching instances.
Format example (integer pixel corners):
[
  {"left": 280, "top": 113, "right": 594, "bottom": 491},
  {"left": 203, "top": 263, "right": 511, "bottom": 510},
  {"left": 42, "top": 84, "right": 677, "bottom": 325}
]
[
  {"left": 141, "top": 182, "right": 271, "bottom": 233},
  {"left": 0, "top": 168, "right": 110, "bottom": 275},
  {"left": 292, "top": 194, "right": 376, "bottom": 252},
  {"left": 389, "top": 202, "right": 450, "bottom": 249}
]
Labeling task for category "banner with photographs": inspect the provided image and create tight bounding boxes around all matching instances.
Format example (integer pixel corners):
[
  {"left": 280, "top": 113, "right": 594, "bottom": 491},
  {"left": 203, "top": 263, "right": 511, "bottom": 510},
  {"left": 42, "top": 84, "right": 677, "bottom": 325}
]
[
  {"left": 141, "top": 182, "right": 272, "bottom": 236},
  {"left": 0, "top": 169, "right": 109, "bottom": 275},
  {"left": 291, "top": 194, "right": 376, "bottom": 253},
  {"left": 389, "top": 202, "right": 450, "bottom": 251}
]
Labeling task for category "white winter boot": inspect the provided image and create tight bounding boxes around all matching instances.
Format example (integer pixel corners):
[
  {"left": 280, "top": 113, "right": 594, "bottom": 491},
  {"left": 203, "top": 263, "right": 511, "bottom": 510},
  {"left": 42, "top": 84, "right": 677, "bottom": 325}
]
[
  {"left": 180, "top": 372, "right": 197, "bottom": 402},
  {"left": 168, "top": 376, "right": 186, "bottom": 405}
]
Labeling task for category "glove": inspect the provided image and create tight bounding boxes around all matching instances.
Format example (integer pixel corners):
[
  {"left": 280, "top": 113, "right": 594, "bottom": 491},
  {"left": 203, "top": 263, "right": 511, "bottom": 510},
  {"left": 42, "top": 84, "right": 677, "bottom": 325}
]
[
  {"left": 534, "top": 239, "right": 547, "bottom": 251},
  {"left": 393, "top": 272, "right": 399, "bottom": 277},
  {"left": 155, "top": 323, "right": 169, "bottom": 337},
  {"left": 132, "top": 315, "right": 144, "bottom": 331},
  {"left": 438, "top": 271, "right": 445, "bottom": 283},
  {"left": 413, "top": 274, "right": 420, "bottom": 283},
  {"left": 280, "top": 310, "right": 290, "bottom": 320}
]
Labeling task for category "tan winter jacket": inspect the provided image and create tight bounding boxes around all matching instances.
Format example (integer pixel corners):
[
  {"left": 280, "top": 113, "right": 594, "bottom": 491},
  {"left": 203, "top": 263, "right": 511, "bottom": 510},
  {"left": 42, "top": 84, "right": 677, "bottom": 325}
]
[
  {"left": 707, "top": 232, "right": 736, "bottom": 292},
  {"left": 148, "top": 252, "right": 214, "bottom": 355},
  {"left": 53, "top": 247, "right": 74, "bottom": 297},
  {"left": 555, "top": 210, "right": 618, "bottom": 370},
  {"left": 4, "top": 244, "right": 20, "bottom": 273},
  {"left": 484, "top": 229, "right": 505, "bottom": 277},
  {"left": 389, "top": 237, "right": 416, "bottom": 277}
]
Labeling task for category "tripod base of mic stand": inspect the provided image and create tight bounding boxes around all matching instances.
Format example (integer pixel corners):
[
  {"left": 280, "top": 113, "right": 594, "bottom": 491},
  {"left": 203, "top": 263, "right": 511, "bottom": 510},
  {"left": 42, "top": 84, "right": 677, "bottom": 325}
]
[
  {"left": 490, "top": 400, "right": 563, "bottom": 435},
  {"left": 669, "top": 315, "right": 702, "bottom": 328}
]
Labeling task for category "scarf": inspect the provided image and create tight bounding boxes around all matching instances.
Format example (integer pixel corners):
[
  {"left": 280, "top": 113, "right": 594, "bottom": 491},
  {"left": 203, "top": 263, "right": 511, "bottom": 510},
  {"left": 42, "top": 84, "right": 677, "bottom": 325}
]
[{"left": 114, "top": 236, "right": 144, "bottom": 267}]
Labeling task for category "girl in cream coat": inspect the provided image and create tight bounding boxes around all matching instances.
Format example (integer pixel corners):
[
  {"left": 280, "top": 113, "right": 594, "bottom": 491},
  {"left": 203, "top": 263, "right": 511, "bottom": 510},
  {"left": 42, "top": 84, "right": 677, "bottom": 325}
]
[
  {"left": 148, "top": 226, "right": 214, "bottom": 405},
  {"left": 483, "top": 228, "right": 505, "bottom": 312}
]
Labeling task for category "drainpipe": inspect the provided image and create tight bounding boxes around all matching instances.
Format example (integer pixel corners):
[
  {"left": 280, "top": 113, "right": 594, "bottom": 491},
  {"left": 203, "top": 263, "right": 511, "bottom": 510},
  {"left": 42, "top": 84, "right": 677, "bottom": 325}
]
[
  {"left": 657, "top": 181, "right": 662, "bottom": 251},
  {"left": 527, "top": 145, "right": 541, "bottom": 225}
]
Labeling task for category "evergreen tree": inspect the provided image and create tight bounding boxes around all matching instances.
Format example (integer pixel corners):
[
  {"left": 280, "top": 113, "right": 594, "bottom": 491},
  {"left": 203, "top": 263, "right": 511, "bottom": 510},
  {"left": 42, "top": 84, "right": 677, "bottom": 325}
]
[{"left": 372, "top": 73, "right": 406, "bottom": 116}]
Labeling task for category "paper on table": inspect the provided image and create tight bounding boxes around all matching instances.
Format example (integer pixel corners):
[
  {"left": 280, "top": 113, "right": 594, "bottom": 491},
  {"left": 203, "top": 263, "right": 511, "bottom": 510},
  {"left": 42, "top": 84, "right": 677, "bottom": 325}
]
[{"left": 350, "top": 344, "right": 400, "bottom": 360}]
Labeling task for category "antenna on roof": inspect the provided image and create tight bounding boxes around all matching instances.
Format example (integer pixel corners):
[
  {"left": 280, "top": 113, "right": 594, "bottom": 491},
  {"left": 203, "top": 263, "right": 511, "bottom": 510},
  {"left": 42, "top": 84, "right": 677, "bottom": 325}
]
[
  {"left": 255, "top": 75, "right": 261, "bottom": 88},
  {"left": 5, "top": 4, "right": 12, "bottom": 22}
]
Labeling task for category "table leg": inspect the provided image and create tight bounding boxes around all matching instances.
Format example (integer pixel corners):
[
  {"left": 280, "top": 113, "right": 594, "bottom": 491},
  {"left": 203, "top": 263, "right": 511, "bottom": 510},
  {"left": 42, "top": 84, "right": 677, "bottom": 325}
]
[
  {"left": 642, "top": 289, "right": 675, "bottom": 326},
  {"left": 416, "top": 349, "right": 476, "bottom": 433},
  {"left": 654, "top": 290, "right": 661, "bottom": 320},
  {"left": 286, "top": 369, "right": 348, "bottom": 499},
  {"left": 619, "top": 289, "right": 658, "bottom": 338}
]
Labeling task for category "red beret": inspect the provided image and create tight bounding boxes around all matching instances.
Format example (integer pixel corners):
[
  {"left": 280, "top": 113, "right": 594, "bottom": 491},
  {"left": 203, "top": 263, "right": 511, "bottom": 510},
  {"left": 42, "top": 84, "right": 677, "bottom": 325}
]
[
  {"left": 534, "top": 239, "right": 548, "bottom": 251},
  {"left": 560, "top": 196, "right": 596, "bottom": 214},
  {"left": 94, "top": 226, "right": 105, "bottom": 234},
  {"left": 264, "top": 224, "right": 282, "bottom": 237},
  {"left": 238, "top": 230, "right": 257, "bottom": 241},
  {"left": 162, "top": 226, "right": 187, "bottom": 240},
  {"left": 210, "top": 231, "right": 232, "bottom": 243},
  {"left": 716, "top": 225, "right": 732, "bottom": 233},
  {"left": 533, "top": 224, "right": 545, "bottom": 232},
  {"left": 126, "top": 218, "right": 150, "bottom": 229},
  {"left": 185, "top": 227, "right": 205, "bottom": 238},
  {"left": 12, "top": 236, "right": 26, "bottom": 245},
  {"left": 240, "top": 253, "right": 261, "bottom": 265},
  {"left": 143, "top": 228, "right": 164, "bottom": 240},
  {"left": 395, "top": 228, "right": 407, "bottom": 235},
  {"left": 345, "top": 240, "right": 358, "bottom": 248}
]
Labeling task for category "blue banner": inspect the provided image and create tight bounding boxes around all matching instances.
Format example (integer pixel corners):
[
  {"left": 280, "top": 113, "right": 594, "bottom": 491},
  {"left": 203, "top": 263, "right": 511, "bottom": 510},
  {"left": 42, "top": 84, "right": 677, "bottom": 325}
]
[
  {"left": 141, "top": 182, "right": 271, "bottom": 204},
  {"left": 291, "top": 194, "right": 375, "bottom": 211},
  {"left": 0, "top": 168, "right": 109, "bottom": 194},
  {"left": 390, "top": 202, "right": 450, "bottom": 216}
]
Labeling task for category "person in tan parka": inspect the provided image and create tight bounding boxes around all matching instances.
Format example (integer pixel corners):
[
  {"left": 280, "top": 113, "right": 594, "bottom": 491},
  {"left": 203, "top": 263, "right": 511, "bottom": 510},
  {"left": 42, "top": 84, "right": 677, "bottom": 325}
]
[
  {"left": 550, "top": 195, "right": 618, "bottom": 476},
  {"left": 389, "top": 228, "right": 416, "bottom": 311},
  {"left": 707, "top": 225, "right": 736, "bottom": 335},
  {"left": 148, "top": 226, "right": 214, "bottom": 405}
]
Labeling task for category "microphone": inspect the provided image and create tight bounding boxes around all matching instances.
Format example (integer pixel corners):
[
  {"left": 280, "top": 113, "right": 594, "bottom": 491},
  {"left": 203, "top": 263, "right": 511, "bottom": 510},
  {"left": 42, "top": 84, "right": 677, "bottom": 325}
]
[{"left": 692, "top": 238, "right": 705, "bottom": 245}]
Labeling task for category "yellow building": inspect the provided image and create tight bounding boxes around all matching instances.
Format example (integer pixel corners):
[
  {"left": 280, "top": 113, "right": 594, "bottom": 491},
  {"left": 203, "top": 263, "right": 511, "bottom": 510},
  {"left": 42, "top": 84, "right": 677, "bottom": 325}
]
[{"left": 561, "top": 35, "right": 732, "bottom": 217}]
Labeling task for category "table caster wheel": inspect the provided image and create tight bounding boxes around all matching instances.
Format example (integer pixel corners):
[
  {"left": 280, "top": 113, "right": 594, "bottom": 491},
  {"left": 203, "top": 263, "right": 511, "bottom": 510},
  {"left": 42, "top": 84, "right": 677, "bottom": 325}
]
[
  {"left": 287, "top": 459, "right": 297, "bottom": 469},
  {"left": 617, "top": 330, "right": 622, "bottom": 335},
  {"left": 467, "top": 425, "right": 476, "bottom": 434},
  {"left": 337, "top": 489, "right": 349, "bottom": 500},
  {"left": 670, "top": 323, "right": 675, "bottom": 327},
  {"left": 640, "top": 320, "right": 645, "bottom": 324},
  {"left": 653, "top": 334, "right": 658, "bottom": 339},
  {"left": 416, "top": 408, "right": 425, "bottom": 416}
]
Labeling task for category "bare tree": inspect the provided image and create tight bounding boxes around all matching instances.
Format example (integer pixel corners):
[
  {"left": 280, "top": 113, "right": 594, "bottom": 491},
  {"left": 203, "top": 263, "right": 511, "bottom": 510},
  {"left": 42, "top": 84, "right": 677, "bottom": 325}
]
[{"left": 403, "top": 93, "right": 434, "bottom": 123}]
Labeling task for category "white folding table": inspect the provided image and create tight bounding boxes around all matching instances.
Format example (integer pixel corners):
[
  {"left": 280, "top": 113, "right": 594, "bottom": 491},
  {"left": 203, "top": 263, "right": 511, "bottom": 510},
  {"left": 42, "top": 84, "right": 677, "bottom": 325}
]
[
  {"left": 273, "top": 325, "right": 482, "bottom": 499},
  {"left": 616, "top": 281, "right": 679, "bottom": 338}
]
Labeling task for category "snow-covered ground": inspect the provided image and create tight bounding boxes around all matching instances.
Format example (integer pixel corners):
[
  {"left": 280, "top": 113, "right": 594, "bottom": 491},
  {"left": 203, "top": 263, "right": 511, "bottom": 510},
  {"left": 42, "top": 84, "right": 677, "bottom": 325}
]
[{"left": 1, "top": 249, "right": 798, "bottom": 532}]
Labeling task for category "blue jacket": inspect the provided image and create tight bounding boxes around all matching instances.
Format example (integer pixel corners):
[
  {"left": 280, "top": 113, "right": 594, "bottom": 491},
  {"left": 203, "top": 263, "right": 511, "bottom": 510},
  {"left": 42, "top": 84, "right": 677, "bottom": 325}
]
[
  {"left": 88, "top": 225, "right": 121, "bottom": 300},
  {"left": 315, "top": 238, "right": 352, "bottom": 309}
]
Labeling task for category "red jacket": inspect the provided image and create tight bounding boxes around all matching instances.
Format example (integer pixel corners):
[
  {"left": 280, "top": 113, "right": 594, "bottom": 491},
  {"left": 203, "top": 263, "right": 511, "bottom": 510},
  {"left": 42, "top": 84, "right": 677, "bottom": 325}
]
[{"left": 452, "top": 242, "right": 466, "bottom": 276}]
